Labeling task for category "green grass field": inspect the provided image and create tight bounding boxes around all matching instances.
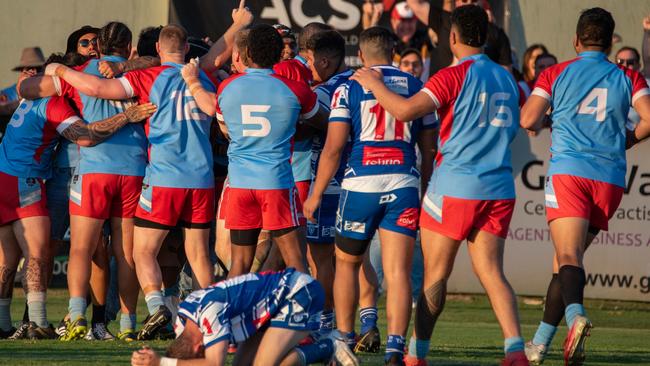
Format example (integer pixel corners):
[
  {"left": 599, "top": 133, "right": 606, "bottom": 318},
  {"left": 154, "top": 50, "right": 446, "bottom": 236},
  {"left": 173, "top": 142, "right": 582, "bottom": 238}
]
[{"left": 1, "top": 290, "right": 649, "bottom": 365}]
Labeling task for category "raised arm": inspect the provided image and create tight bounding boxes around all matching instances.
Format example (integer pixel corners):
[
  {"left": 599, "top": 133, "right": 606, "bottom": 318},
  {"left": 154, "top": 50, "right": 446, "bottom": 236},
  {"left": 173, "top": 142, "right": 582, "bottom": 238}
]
[
  {"left": 61, "top": 103, "right": 157, "bottom": 147},
  {"left": 350, "top": 67, "right": 436, "bottom": 122},
  {"left": 303, "top": 122, "right": 350, "bottom": 222},
  {"left": 98, "top": 56, "right": 161, "bottom": 79},
  {"left": 200, "top": 0, "right": 254, "bottom": 72},
  {"left": 45, "top": 63, "right": 129, "bottom": 100},
  {"left": 182, "top": 59, "right": 217, "bottom": 116}
]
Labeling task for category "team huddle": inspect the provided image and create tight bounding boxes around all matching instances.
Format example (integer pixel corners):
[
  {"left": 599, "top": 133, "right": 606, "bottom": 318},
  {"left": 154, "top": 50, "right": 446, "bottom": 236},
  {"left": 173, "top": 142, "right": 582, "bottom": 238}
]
[{"left": 0, "top": 1, "right": 648, "bottom": 366}]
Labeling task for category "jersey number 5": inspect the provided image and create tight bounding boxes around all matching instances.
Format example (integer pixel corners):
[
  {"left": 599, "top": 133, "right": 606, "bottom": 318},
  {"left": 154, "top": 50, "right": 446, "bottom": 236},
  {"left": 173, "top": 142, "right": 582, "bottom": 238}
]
[
  {"left": 577, "top": 88, "right": 607, "bottom": 122},
  {"left": 241, "top": 105, "right": 271, "bottom": 137}
]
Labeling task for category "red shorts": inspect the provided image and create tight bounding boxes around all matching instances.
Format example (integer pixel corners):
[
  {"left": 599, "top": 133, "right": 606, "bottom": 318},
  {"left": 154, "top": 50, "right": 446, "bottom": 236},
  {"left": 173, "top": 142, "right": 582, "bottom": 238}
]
[
  {"left": 0, "top": 172, "right": 48, "bottom": 225},
  {"left": 224, "top": 186, "right": 303, "bottom": 230},
  {"left": 421, "top": 194, "right": 515, "bottom": 241},
  {"left": 69, "top": 173, "right": 142, "bottom": 219},
  {"left": 135, "top": 184, "right": 215, "bottom": 227},
  {"left": 295, "top": 180, "right": 311, "bottom": 204},
  {"left": 545, "top": 175, "right": 623, "bottom": 231}
]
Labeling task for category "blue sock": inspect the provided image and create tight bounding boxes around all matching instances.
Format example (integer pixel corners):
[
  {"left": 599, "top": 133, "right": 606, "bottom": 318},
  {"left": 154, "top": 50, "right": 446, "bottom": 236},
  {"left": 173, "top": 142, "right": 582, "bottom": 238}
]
[
  {"left": 532, "top": 321, "right": 558, "bottom": 347},
  {"left": 565, "top": 303, "right": 585, "bottom": 328},
  {"left": 320, "top": 310, "right": 335, "bottom": 331},
  {"left": 68, "top": 296, "right": 87, "bottom": 321},
  {"left": 345, "top": 331, "right": 357, "bottom": 348},
  {"left": 359, "top": 307, "right": 378, "bottom": 334},
  {"left": 144, "top": 291, "right": 164, "bottom": 315},
  {"left": 296, "top": 338, "right": 334, "bottom": 363},
  {"left": 0, "top": 298, "right": 11, "bottom": 331},
  {"left": 504, "top": 336, "right": 525, "bottom": 354},
  {"left": 408, "top": 336, "right": 430, "bottom": 359},
  {"left": 27, "top": 292, "right": 48, "bottom": 327},
  {"left": 120, "top": 313, "right": 136, "bottom": 332},
  {"left": 385, "top": 334, "right": 406, "bottom": 361}
]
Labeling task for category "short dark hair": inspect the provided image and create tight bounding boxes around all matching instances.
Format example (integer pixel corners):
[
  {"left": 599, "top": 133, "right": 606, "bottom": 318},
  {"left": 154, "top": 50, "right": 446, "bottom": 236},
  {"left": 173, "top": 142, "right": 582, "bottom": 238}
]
[
  {"left": 535, "top": 53, "right": 557, "bottom": 65},
  {"left": 63, "top": 52, "right": 91, "bottom": 68},
  {"left": 450, "top": 5, "right": 488, "bottom": 47},
  {"left": 359, "top": 27, "right": 396, "bottom": 62},
  {"left": 137, "top": 26, "right": 162, "bottom": 57},
  {"left": 98, "top": 21, "right": 132, "bottom": 56},
  {"left": 298, "top": 22, "right": 333, "bottom": 52},
  {"left": 576, "top": 7, "right": 615, "bottom": 50},
  {"left": 616, "top": 46, "right": 640, "bottom": 61},
  {"left": 247, "top": 24, "right": 283, "bottom": 68},
  {"left": 159, "top": 24, "right": 188, "bottom": 54},
  {"left": 306, "top": 30, "right": 346, "bottom": 65}
]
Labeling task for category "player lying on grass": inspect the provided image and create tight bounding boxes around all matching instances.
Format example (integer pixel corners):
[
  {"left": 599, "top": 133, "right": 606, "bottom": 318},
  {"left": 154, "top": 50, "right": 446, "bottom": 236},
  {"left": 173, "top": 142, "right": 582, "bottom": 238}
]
[{"left": 130, "top": 268, "right": 357, "bottom": 366}]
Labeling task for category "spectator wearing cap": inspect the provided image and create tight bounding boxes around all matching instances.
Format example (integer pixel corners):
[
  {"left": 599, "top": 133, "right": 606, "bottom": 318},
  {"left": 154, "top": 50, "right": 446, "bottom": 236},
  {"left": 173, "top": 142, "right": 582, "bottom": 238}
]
[
  {"left": 0, "top": 47, "right": 46, "bottom": 117},
  {"left": 273, "top": 24, "right": 297, "bottom": 61},
  {"left": 66, "top": 25, "right": 100, "bottom": 58}
]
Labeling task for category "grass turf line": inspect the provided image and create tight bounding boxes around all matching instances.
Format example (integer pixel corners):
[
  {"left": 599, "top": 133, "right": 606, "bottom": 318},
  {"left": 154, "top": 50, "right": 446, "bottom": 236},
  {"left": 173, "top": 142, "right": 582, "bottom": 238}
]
[{"left": 1, "top": 290, "right": 649, "bottom": 365}]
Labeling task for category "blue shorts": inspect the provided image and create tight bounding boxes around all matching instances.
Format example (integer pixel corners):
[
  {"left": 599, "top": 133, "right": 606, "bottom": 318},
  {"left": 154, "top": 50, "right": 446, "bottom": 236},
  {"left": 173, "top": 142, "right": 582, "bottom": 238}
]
[
  {"left": 335, "top": 187, "right": 420, "bottom": 241},
  {"left": 306, "top": 193, "right": 339, "bottom": 244},
  {"left": 45, "top": 167, "right": 75, "bottom": 240},
  {"left": 269, "top": 272, "right": 324, "bottom": 331}
]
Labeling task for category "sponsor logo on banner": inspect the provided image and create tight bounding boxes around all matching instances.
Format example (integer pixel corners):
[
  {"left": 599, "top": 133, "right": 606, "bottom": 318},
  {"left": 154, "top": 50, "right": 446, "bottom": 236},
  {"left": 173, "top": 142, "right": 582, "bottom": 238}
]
[
  {"left": 362, "top": 146, "right": 404, "bottom": 166},
  {"left": 344, "top": 220, "right": 366, "bottom": 233},
  {"left": 396, "top": 208, "right": 419, "bottom": 230}
]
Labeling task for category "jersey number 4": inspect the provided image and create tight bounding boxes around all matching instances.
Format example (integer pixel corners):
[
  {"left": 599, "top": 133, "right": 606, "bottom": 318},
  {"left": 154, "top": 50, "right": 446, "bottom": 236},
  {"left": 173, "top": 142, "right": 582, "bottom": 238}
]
[{"left": 577, "top": 88, "right": 607, "bottom": 122}]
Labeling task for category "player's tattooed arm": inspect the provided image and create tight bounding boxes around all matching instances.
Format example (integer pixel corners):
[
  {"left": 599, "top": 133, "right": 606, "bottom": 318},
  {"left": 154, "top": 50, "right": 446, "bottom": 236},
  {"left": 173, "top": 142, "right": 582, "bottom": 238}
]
[
  {"left": 60, "top": 103, "right": 157, "bottom": 147},
  {"left": 98, "top": 56, "right": 161, "bottom": 79},
  {"left": 182, "top": 59, "right": 217, "bottom": 116},
  {"left": 200, "top": 0, "right": 253, "bottom": 72}
]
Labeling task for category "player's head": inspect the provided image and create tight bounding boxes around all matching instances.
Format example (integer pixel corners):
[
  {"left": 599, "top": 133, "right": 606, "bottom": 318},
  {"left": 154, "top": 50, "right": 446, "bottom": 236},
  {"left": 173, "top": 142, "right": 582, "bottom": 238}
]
[
  {"left": 246, "top": 24, "right": 283, "bottom": 69},
  {"left": 137, "top": 26, "right": 163, "bottom": 58},
  {"left": 574, "top": 7, "right": 615, "bottom": 53},
  {"left": 399, "top": 48, "right": 423, "bottom": 78},
  {"left": 97, "top": 21, "right": 132, "bottom": 58},
  {"left": 358, "top": 27, "right": 397, "bottom": 67},
  {"left": 166, "top": 319, "right": 204, "bottom": 360},
  {"left": 273, "top": 24, "right": 297, "bottom": 60},
  {"left": 615, "top": 46, "right": 641, "bottom": 72},
  {"left": 66, "top": 25, "right": 100, "bottom": 58},
  {"left": 305, "top": 30, "right": 346, "bottom": 83},
  {"left": 533, "top": 53, "right": 557, "bottom": 79},
  {"left": 157, "top": 24, "right": 189, "bottom": 60},
  {"left": 298, "top": 22, "right": 333, "bottom": 54},
  {"left": 232, "top": 29, "right": 250, "bottom": 73},
  {"left": 449, "top": 5, "right": 488, "bottom": 55}
]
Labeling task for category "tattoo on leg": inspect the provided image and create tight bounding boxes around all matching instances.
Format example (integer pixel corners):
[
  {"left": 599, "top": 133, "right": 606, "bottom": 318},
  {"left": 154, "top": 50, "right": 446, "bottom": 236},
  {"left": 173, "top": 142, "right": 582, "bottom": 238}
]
[
  {"left": 24, "top": 258, "right": 48, "bottom": 293},
  {"left": 414, "top": 279, "right": 447, "bottom": 339},
  {"left": 0, "top": 265, "right": 17, "bottom": 298}
]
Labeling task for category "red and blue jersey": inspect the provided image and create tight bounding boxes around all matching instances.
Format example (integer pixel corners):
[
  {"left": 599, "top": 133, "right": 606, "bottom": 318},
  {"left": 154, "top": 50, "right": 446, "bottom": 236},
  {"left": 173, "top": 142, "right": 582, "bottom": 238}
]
[
  {"left": 330, "top": 65, "right": 434, "bottom": 192},
  {"left": 118, "top": 62, "right": 216, "bottom": 189},
  {"left": 421, "top": 53, "right": 519, "bottom": 200},
  {"left": 313, "top": 69, "right": 354, "bottom": 193},
  {"left": 532, "top": 51, "right": 650, "bottom": 187},
  {"left": 176, "top": 269, "right": 301, "bottom": 346},
  {"left": 274, "top": 56, "right": 314, "bottom": 183},
  {"left": 0, "top": 97, "right": 79, "bottom": 178},
  {"left": 216, "top": 68, "right": 318, "bottom": 190},
  {"left": 58, "top": 55, "right": 147, "bottom": 176}
]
